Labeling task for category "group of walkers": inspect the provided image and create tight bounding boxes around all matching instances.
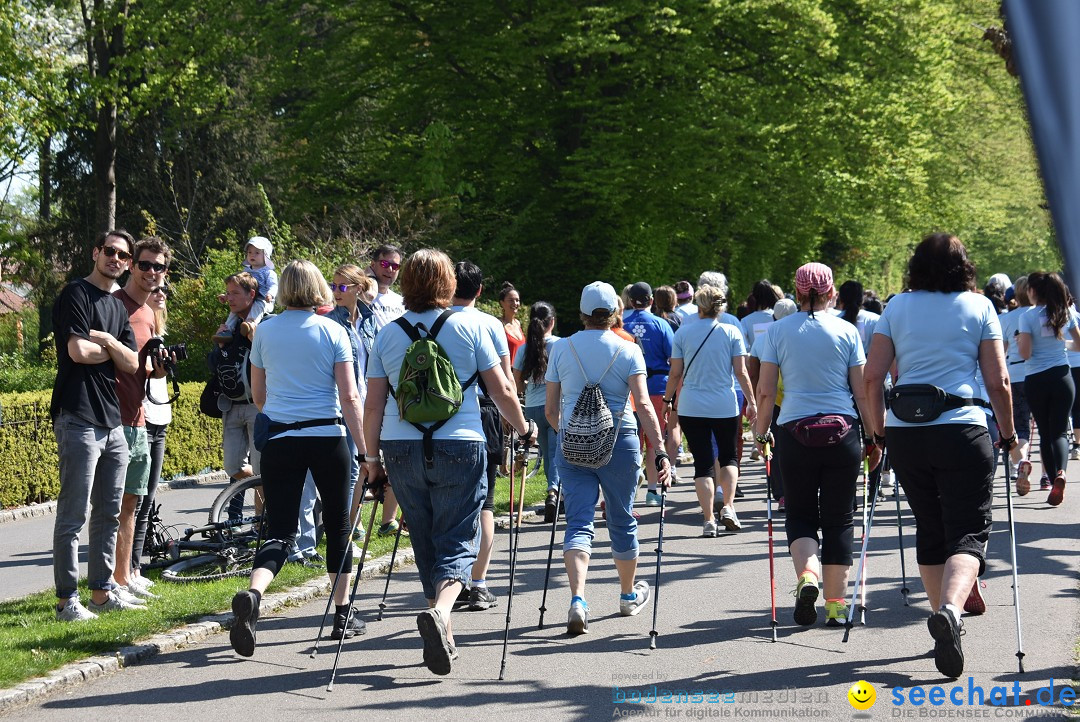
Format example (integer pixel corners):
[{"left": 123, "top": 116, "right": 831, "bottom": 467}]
[{"left": 50, "top": 228, "right": 1074, "bottom": 682}]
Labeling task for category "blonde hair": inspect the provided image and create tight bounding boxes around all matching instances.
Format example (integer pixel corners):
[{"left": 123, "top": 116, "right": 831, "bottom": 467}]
[
  {"left": 693, "top": 285, "right": 727, "bottom": 318},
  {"left": 335, "top": 263, "right": 376, "bottom": 295},
  {"left": 279, "top": 259, "right": 333, "bottom": 308}
]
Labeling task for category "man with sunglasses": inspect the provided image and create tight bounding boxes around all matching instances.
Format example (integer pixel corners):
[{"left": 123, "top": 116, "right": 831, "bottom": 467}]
[
  {"left": 110, "top": 237, "right": 173, "bottom": 604},
  {"left": 367, "top": 244, "right": 406, "bottom": 330},
  {"left": 50, "top": 230, "right": 142, "bottom": 621}
]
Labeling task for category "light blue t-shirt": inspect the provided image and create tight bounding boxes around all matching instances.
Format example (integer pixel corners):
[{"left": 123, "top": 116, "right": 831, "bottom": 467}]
[
  {"left": 998, "top": 306, "right": 1027, "bottom": 383},
  {"left": 833, "top": 307, "right": 880, "bottom": 354},
  {"left": 452, "top": 304, "right": 508, "bottom": 397},
  {"left": 546, "top": 330, "right": 645, "bottom": 433},
  {"left": 1069, "top": 308, "right": 1080, "bottom": 369},
  {"left": 368, "top": 308, "right": 500, "bottom": 442},
  {"left": 513, "top": 336, "right": 559, "bottom": 408},
  {"left": 674, "top": 303, "right": 698, "bottom": 323},
  {"left": 671, "top": 319, "right": 746, "bottom": 418},
  {"left": 755, "top": 311, "right": 865, "bottom": 425},
  {"left": 740, "top": 309, "right": 774, "bottom": 351},
  {"left": 250, "top": 310, "right": 352, "bottom": 438},
  {"left": 1018, "top": 305, "right": 1078, "bottom": 375},
  {"left": 875, "top": 291, "right": 1000, "bottom": 428}
]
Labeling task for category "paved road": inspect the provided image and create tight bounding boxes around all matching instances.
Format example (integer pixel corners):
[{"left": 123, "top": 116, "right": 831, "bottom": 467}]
[{"left": 0, "top": 482, "right": 229, "bottom": 602}]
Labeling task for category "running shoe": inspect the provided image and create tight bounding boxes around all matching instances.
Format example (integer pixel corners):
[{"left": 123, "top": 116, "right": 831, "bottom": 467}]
[
  {"left": 793, "top": 573, "right": 819, "bottom": 626},
  {"left": 416, "top": 608, "right": 454, "bottom": 675},
  {"left": 927, "top": 606, "right": 965, "bottom": 679},
  {"left": 113, "top": 586, "right": 147, "bottom": 606},
  {"left": 1048, "top": 472, "right": 1066, "bottom": 506},
  {"left": 963, "top": 579, "right": 987, "bottom": 616},
  {"left": 567, "top": 598, "right": 590, "bottom": 635},
  {"left": 455, "top": 585, "right": 471, "bottom": 606},
  {"left": 468, "top": 585, "right": 499, "bottom": 611},
  {"left": 544, "top": 490, "right": 559, "bottom": 523},
  {"left": 56, "top": 598, "right": 98, "bottom": 622},
  {"left": 776, "top": 496, "right": 786, "bottom": 513},
  {"left": 377, "top": 519, "right": 400, "bottom": 537},
  {"left": 645, "top": 491, "right": 663, "bottom": 507},
  {"left": 824, "top": 599, "right": 848, "bottom": 627},
  {"left": 1072, "top": 444, "right": 1080, "bottom": 461},
  {"left": 750, "top": 448, "right": 761, "bottom": 461},
  {"left": 702, "top": 519, "right": 718, "bottom": 537},
  {"left": 88, "top": 589, "right": 147, "bottom": 614},
  {"left": 331, "top": 607, "right": 367, "bottom": 639},
  {"left": 1015, "top": 460, "right": 1032, "bottom": 496},
  {"left": 719, "top": 505, "right": 742, "bottom": 531},
  {"left": 1040, "top": 473, "right": 1051, "bottom": 491},
  {"left": 619, "top": 581, "right": 652, "bottom": 616},
  {"left": 229, "top": 590, "right": 259, "bottom": 657}
]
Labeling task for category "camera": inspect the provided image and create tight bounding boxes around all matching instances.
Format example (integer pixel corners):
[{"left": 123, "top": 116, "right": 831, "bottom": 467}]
[{"left": 145, "top": 337, "right": 187, "bottom": 375}]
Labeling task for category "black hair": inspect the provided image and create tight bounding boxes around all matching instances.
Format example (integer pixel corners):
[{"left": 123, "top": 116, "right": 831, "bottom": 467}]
[
  {"left": 498, "top": 281, "right": 517, "bottom": 302},
  {"left": 750, "top": 279, "right": 779, "bottom": 310},
  {"left": 982, "top": 279, "right": 1006, "bottom": 314},
  {"left": 838, "top": 280, "right": 863, "bottom": 325},
  {"left": 907, "top": 233, "right": 977, "bottom": 293},
  {"left": 863, "top": 297, "right": 883, "bottom": 315},
  {"left": 453, "top": 260, "right": 483, "bottom": 299},
  {"left": 372, "top": 243, "right": 402, "bottom": 261},
  {"left": 95, "top": 229, "right": 135, "bottom": 255},
  {"left": 521, "top": 301, "right": 555, "bottom": 384}
]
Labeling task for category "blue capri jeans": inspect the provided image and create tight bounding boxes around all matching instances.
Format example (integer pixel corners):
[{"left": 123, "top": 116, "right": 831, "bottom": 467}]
[
  {"left": 383, "top": 439, "right": 486, "bottom": 600},
  {"left": 558, "top": 429, "right": 642, "bottom": 561}
]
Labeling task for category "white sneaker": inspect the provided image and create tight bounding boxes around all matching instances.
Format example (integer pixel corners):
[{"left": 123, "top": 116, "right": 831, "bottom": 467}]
[
  {"left": 702, "top": 519, "right": 718, "bottom": 537},
  {"left": 619, "top": 581, "right": 652, "bottom": 617},
  {"left": 881, "top": 469, "right": 894, "bottom": 489},
  {"left": 1071, "top": 445, "right": 1080, "bottom": 461},
  {"left": 129, "top": 575, "right": 156, "bottom": 592},
  {"left": 114, "top": 585, "right": 149, "bottom": 605},
  {"left": 56, "top": 598, "right": 98, "bottom": 621},
  {"left": 125, "top": 580, "right": 160, "bottom": 600},
  {"left": 720, "top": 505, "right": 742, "bottom": 531},
  {"left": 88, "top": 590, "right": 149, "bottom": 613},
  {"left": 749, "top": 448, "right": 761, "bottom": 461}
]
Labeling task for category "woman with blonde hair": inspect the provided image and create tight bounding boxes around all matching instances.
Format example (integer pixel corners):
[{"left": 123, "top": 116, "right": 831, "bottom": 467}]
[
  {"left": 664, "top": 284, "right": 755, "bottom": 536},
  {"left": 229, "top": 259, "right": 368, "bottom": 657}
]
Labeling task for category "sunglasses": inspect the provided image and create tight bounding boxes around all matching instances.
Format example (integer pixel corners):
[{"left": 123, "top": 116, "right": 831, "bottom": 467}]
[
  {"left": 98, "top": 245, "right": 133, "bottom": 261},
  {"left": 378, "top": 259, "right": 401, "bottom": 271},
  {"left": 136, "top": 260, "right": 168, "bottom": 273},
  {"left": 330, "top": 283, "right": 357, "bottom": 293}
]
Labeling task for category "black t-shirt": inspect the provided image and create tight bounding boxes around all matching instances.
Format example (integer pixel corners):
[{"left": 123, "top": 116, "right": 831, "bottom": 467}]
[{"left": 50, "top": 278, "right": 136, "bottom": 428}]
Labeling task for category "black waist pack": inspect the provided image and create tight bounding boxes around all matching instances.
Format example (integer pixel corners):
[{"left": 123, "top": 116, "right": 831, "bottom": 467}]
[
  {"left": 253, "top": 413, "right": 343, "bottom": 451},
  {"left": 887, "top": 384, "right": 988, "bottom": 423},
  {"left": 782, "top": 414, "right": 855, "bottom": 448}
]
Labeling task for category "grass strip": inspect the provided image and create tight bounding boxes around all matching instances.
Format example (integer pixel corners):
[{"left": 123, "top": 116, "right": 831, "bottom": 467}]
[{"left": 0, "top": 469, "right": 549, "bottom": 688}]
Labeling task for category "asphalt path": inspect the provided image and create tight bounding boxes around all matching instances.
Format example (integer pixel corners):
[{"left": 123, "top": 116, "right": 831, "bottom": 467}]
[{"left": 4, "top": 449, "right": 1077, "bottom": 720}]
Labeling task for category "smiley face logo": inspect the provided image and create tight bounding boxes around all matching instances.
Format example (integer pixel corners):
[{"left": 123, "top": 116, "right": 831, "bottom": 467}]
[{"left": 847, "top": 680, "right": 876, "bottom": 710}]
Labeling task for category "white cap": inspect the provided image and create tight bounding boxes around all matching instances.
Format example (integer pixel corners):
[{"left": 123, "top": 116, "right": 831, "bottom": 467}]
[
  {"left": 246, "top": 236, "right": 273, "bottom": 260},
  {"left": 579, "top": 281, "right": 619, "bottom": 315}
]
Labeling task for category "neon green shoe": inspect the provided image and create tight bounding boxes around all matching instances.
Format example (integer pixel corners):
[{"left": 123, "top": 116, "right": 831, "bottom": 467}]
[
  {"left": 825, "top": 599, "right": 848, "bottom": 627},
  {"left": 793, "top": 573, "right": 819, "bottom": 626}
]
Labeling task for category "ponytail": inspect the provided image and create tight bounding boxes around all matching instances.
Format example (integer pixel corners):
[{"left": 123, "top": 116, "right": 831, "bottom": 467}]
[
  {"left": 838, "top": 280, "right": 863, "bottom": 326},
  {"left": 521, "top": 301, "right": 556, "bottom": 384}
]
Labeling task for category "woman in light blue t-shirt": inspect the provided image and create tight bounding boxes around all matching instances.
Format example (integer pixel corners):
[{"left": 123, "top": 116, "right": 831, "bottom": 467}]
[
  {"left": 865, "top": 234, "right": 1015, "bottom": 680},
  {"left": 513, "top": 301, "right": 561, "bottom": 520},
  {"left": 1016, "top": 271, "right": 1080, "bottom": 504},
  {"left": 663, "top": 283, "right": 755, "bottom": 538}
]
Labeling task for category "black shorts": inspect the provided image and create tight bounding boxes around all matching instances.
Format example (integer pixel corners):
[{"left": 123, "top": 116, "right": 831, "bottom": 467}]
[{"left": 480, "top": 399, "right": 503, "bottom": 512}]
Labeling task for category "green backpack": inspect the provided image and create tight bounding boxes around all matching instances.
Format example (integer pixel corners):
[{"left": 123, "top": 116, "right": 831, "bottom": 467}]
[{"left": 391, "top": 309, "right": 478, "bottom": 463}]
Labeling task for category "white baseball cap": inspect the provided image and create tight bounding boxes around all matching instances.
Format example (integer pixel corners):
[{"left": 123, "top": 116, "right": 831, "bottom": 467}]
[{"left": 579, "top": 281, "right": 619, "bottom": 315}]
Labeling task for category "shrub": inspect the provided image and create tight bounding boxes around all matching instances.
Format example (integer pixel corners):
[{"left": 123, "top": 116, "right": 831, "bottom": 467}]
[{"left": 0, "top": 383, "right": 223, "bottom": 508}]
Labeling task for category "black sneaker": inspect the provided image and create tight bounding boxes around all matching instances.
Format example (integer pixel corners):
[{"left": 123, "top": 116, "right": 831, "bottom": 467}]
[
  {"left": 331, "top": 607, "right": 367, "bottom": 639},
  {"left": 927, "top": 607, "right": 964, "bottom": 678},
  {"left": 454, "top": 585, "right": 471, "bottom": 606},
  {"left": 230, "top": 590, "right": 260, "bottom": 657},
  {"left": 544, "top": 490, "right": 559, "bottom": 524},
  {"left": 469, "top": 585, "right": 499, "bottom": 611}
]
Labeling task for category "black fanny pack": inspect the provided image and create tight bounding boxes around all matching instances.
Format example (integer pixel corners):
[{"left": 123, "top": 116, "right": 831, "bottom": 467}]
[
  {"left": 782, "top": 414, "right": 855, "bottom": 448},
  {"left": 253, "top": 413, "right": 343, "bottom": 451},
  {"left": 887, "top": 384, "right": 989, "bottom": 423}
]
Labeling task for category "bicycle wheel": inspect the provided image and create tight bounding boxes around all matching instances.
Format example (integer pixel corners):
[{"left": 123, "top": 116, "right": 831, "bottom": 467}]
[
  {"left": 161, "top": 549, "right": 255, "bottom": 583},
  {"left": 209, "top": 475, "right": 265, "bottom": 532}
]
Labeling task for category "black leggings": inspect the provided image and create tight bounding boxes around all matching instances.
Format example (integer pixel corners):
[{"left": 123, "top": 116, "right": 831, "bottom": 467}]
[
  {"left": 1071, "top": 367, "right": 1080, "bottom": 429},
  {"left": 680, "top": 415, "right": 740, "bottom": 477},
  {"left": 132, "top": 422, "right": 168, "bottom": 571},
  {"left": 254, "top": 434, "right": 353, "bottom": 577},
  {"left": 1025, "top": 364, "right": 1075, "bottom": 478},
  {"left": 886, "top": 424, "right": 993, "bottom": 574},
  {"left": 776, "top": 424, "right": 861, "bottom": 565},
  {"left": 480, "top": 400, "right": 503, "bottom": 512}
]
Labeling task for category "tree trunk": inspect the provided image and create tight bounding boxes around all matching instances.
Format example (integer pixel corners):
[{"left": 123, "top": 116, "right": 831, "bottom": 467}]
[
  {"left": 38, "top": 136, "right": 51, "bottom": 222},
  {"left": 94, "top": 103, "right": 117, "bottom": 231}
]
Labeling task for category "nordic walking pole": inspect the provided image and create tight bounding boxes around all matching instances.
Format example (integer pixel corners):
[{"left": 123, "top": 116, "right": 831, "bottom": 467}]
[
  {"left": 764, "top": 441, "right": 778, "bottom": 642},
  {"left": 326, "top": 489, "right": 383, "bottom": 692},
  {"left": 648, "top": 462, "right": 670, "bottom": 651},
  {"left": 537, "top": 475, "right": 563, "bottom": 629},
  {"left": 1001, "top": 445, "right": 1026, "bottom": 673},
  {"left": 887, "top": 450, "right": 910, "bottom": 606},
  {"left": 376, "top": 518, "right": 404, "bottom": 621},
  {"left": 311, "top": 479, "right": 369, "bottom": 658},
  {"left": 499, "top": 430, "right": 524, "bottom": 681},
  {"left": 843, "top": 477, "right": 881, "bottom": 643},
  {"left": 860, "top": 452, "right": 870, "bottom": 626}
]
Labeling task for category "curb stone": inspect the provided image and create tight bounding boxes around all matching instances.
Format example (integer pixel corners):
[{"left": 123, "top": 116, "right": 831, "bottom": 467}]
[{"left": 0, "top": 471, "right": 230, "bottom": 525}]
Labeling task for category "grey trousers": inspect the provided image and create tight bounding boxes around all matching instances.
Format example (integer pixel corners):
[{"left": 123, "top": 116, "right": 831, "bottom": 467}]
[{"left": 53, "top": 410, "right": 128, "bottom": 598}]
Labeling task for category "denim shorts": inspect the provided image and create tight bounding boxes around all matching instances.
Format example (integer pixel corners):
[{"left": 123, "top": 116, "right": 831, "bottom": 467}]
[
  {"left": 557, "top": 430, "right": 642, "bottom": 560},
  {"left": 383, "top": 439, "right": 486, "bottom": 600}
]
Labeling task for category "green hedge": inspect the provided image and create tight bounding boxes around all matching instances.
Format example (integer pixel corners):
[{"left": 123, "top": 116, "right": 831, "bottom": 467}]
[{"left": 0, "top": 382, "right": 223, "bottom": 509}]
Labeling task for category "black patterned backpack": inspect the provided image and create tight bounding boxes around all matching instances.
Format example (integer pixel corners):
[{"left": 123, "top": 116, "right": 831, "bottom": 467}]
[{"left": 559, "top": 339, "right": 630, "bottom": 468}]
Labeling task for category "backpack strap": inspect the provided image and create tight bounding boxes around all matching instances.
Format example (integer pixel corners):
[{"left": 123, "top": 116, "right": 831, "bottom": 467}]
[
  {"left": 683, "top": 322, "right": 719, "bottom": 383},
  {"left": 567, "top": 337, "right": 622, "bottom": 385},
  {"left": 428, "top": 308, "right": 456, "bottom": 339},
  {"left": 392, "top": 315, "right": 423, "bottom": 343}
]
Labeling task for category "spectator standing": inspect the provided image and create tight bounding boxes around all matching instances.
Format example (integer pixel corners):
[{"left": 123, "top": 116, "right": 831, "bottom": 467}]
[
  {"left": 499, "top": 281, "right": 526, "bottom": 365},
  {"left": 50, "top": 230, "right": 141, "bottom": 620}
]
